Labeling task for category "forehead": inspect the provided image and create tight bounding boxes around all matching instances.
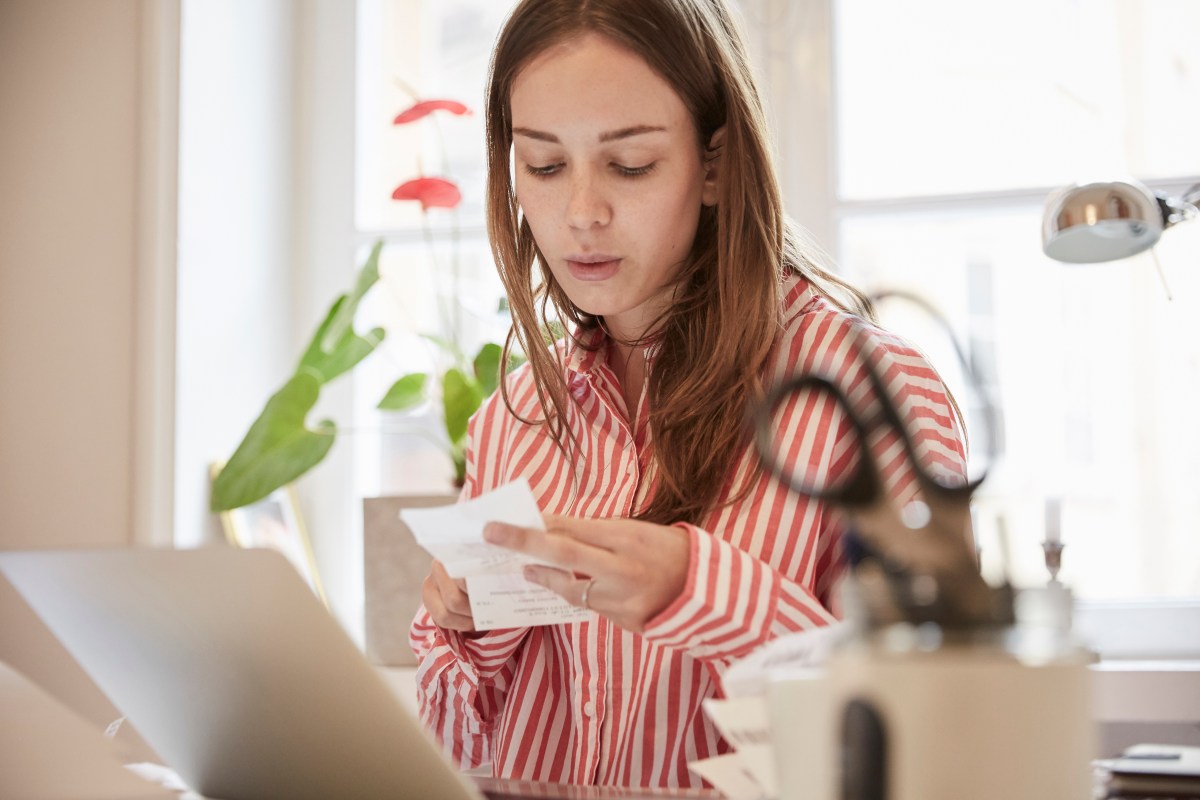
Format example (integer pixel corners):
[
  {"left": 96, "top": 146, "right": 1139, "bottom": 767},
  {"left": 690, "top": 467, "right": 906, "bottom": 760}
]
[{"left": 510, "top": 32, "right": 694, "bottom": 137}]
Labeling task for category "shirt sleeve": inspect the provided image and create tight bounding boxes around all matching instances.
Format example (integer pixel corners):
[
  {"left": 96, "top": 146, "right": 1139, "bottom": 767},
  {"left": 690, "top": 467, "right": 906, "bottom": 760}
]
[
  {"left": 641, "top": 316, "right": 967, "bottom": 667},
  {"left": 408, "top": 402, "right": 531, "bottom": 771},
  {"left": 639, "top": 520, "right": 838, "bottom": 663},
  {"left": 409, "top": 613, "right": 528, "bottom": 770}
]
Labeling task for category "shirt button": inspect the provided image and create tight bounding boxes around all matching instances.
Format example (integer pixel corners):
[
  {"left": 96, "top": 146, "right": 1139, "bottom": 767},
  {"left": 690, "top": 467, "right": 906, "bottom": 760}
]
[{"left": 583, "top": 701, "right": 596, "bottom": 717}]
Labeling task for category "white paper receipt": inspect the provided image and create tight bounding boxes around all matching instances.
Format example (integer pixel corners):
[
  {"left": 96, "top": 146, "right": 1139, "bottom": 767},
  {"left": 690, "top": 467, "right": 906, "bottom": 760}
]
[{"left": 399, "top": 479, "right": 592, "bottom": 630}]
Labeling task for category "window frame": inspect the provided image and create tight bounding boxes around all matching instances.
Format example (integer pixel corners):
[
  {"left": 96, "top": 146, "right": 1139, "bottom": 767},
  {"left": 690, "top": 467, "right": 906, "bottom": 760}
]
[{"left": 743, "top": 0, "right": 1200, "bottom": 662}]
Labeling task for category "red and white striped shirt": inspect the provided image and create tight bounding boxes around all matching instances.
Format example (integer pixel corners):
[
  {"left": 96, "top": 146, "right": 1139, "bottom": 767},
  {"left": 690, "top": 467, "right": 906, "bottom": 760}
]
[{"left": 410, "top": 273, "right": 966, "bottom": 788}]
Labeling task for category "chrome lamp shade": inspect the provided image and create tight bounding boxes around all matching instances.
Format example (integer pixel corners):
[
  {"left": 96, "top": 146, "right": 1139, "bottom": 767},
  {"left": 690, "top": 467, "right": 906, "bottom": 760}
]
[{"left": 1042, "top": 180, "right": 1166, "bottom": 264}]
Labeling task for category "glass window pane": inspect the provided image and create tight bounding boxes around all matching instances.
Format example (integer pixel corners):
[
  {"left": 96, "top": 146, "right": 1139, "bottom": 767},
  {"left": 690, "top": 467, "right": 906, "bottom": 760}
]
[
  {"left": 356, "top": 0, "right": 510, "bottom": 232},
  {"left": 834, "top": 0, "right": 1200, "bottom": 199},
  {"left": 352, "top": 235, "right": 510, "bottom": 495},
  {"left": 838, "top": 209, "right": 1200, "bottom": 600}
]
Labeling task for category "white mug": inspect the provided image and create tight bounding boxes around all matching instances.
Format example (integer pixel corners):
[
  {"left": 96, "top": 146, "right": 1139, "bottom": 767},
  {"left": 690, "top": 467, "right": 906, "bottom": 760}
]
[
  {"left": 767, "top": 667, "right": 834, "bottom": 800},
  {"left": 767, "top": 641, "right": 1094, "bottom": 800}
]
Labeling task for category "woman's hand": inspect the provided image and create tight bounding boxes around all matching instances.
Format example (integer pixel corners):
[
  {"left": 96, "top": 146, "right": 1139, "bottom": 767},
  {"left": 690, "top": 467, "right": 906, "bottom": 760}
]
[
  {"left": 482, "top": 515, "right": 691, "bottom": 633},
  {"left": 421, "top": 559, "right": 476, "bottom": 632}
]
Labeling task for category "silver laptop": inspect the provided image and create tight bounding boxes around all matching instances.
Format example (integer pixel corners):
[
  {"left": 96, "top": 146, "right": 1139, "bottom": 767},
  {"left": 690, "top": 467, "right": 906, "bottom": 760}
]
[{"left": 0, "top": 547, "right": 483, "bottom": 800}]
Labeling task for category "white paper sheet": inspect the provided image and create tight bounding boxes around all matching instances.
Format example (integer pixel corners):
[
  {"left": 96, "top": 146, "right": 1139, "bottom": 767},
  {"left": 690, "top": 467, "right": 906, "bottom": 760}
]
[
  {"left": 720, "top": 622, "right": 845, "bottom": 698},
  {"left": 688, "top": 753, "right": 768, "bottom": 800},
  {"left": 400, "top": 479, "right": 592, "bottom": 630},
  {"left": 466, "top": 572, "right": 592, "bottom": 629},
  {"left": 702, "top": 696, "right": 777, "bottom": 797}
]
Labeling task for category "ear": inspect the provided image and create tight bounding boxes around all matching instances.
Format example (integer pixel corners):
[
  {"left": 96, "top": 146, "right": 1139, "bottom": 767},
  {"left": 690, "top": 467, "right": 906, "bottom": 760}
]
[{"left": 701, "top": 125, "right": 725, "bottom": 207}]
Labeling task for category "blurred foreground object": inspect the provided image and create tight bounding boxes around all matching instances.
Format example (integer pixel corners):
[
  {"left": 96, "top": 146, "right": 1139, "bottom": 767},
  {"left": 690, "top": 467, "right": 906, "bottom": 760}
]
[{"left": 754, "top": 299, "right": 1094, "bottom": 800}]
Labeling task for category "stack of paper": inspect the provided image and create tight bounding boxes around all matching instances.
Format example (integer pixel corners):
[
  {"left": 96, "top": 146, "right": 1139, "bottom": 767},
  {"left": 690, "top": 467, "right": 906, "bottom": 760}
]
[
  {"left": 688, "top": 696, "right": 776, "bottom": 800},
  {"left": 687, "top": 625, "right": 845, "bottom": 799},
  {"left": 1097, "top": 744, "right": 1200, "bottom": 798}
]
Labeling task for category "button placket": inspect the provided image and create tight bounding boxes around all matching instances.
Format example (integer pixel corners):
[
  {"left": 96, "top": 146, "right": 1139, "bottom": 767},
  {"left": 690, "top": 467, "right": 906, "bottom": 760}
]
[{"left": 580, "top": 620, "right": 609, "bottom": 783}]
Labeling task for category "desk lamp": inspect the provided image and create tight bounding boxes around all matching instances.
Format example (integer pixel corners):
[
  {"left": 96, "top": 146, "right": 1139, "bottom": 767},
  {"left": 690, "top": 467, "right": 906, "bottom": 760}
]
[
  {"left": 1040, "top": 177, "right": 1196, "bottom": 559},
  {"left": 1042, "top": 178, "right": 1199, "bottom": 264}
]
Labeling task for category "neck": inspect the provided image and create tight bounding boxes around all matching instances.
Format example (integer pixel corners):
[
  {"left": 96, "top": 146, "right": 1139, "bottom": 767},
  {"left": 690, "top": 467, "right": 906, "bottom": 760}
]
[{"left": 605, "top": 337, "right": 647, "bottom": 423}]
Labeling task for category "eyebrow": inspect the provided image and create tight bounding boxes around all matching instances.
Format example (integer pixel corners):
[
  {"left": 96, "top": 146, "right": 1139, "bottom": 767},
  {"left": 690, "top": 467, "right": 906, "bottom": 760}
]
[{"left": 512, "top": 124, "right": 668, "bottom": 143}]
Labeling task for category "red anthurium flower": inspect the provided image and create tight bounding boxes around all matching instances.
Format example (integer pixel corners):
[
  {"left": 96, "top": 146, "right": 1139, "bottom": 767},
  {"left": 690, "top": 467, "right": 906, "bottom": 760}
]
[
  {"left": 393, "top": 99, "right": 472, "bottom": 125},
  {"left": 392, "top": 177, "right": 462, "bottom": 210}
]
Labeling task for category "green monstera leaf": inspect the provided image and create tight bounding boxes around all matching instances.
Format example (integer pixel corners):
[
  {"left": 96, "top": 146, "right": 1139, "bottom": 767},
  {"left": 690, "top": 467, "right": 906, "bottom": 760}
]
[
  {"left": 318, "top": 240, "right": 382, "bottom": 354},
  {"left": 442, "top": 367, "right": 483, "bottom": 446},
  {"left": 298, "top": 242, "right": 385, "bottom": 384},
  {"left": 473, "top": 342, "right": 526, "bottom": 397},
  {"left": 377, "top": 373, "right": 428, "bottom": 411},
  {"left": 473, "top": 343, "right": 502, "bottom": 397},
  {"left": 211, "top": 371, "right": 336, "bottom": 511},
  {"left": 442, "top": 367, "right": 481, "bottom": 488},
  {"left": 298, "top": 295, "right": 385, "bottom": 384},
  {"left": 215, "top": 235, "right": 524, "bottom": 506}
]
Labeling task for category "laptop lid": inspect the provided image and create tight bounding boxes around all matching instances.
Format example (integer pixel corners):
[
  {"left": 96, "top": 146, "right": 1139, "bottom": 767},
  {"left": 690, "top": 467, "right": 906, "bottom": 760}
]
[{"left": 0, "top": 547, "right": 482, "bottom": 800}]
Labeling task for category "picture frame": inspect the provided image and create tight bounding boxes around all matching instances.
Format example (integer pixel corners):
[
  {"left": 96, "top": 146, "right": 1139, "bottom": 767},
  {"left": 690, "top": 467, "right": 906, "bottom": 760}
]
[{"left": 210, "top": 464, "right": 326, "bottom": 605}]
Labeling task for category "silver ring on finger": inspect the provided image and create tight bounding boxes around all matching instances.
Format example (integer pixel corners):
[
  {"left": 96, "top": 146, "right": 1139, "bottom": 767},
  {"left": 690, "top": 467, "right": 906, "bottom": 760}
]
[{"left": 579, "top": 577, "right": 597, "bottom": 610}]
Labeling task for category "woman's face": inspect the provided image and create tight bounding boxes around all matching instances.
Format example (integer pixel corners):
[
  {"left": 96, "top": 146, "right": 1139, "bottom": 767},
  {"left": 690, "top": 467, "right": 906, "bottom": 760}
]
[{"left": 510, "top": 33, "right": 716, "bottom": 341}]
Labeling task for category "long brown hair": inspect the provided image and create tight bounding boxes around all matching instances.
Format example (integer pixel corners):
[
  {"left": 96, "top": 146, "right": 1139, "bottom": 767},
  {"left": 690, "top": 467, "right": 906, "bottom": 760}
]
[{"left": 485, "top": 0, "right": 870, "bottom": 524}]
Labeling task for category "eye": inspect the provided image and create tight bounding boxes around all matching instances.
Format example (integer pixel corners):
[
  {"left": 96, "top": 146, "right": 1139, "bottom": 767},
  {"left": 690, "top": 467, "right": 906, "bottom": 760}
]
[
  {"left": 614, "top": 162, "right": 656, "bottom": 178},
  {"left": 523, "top": 163, "right": 563, "bottom": 178}
]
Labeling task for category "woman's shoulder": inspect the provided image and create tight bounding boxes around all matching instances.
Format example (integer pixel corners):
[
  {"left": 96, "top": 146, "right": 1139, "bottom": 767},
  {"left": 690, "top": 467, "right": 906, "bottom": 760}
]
[
  {"left": 773, "top": 274, "right": 940, "bottom": 388},
  {"left": 771, "top": 275, "right": 965, "bottom": 465}
]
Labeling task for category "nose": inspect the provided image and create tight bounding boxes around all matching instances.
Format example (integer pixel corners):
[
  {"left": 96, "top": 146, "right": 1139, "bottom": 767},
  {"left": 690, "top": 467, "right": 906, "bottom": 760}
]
[{"left": 566, "top": 170, "right": 611, "bottom": 230}]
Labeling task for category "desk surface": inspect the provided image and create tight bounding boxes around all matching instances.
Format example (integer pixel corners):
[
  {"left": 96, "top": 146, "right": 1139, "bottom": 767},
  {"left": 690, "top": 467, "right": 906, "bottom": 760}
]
[{"left": 475, "top": 777, "right": 720, "bottom": 799}]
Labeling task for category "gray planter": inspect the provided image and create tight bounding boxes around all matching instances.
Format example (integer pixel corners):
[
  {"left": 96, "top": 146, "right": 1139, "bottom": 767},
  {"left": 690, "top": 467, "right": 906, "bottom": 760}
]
[{"left": 362, "top": 494, "right": 455, "bottom": 666}]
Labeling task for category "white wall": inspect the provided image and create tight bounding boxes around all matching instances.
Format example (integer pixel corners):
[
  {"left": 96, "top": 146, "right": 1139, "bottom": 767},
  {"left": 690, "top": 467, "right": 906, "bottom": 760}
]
[
  {"left": 0, "top": 0, "right": 355, "bottom": 732},
  {"left": 0, "top": 0, "right": 174, "bottom": 753},
  {"left": 0, "top": 1, "right": 141, "bottom": 549}
]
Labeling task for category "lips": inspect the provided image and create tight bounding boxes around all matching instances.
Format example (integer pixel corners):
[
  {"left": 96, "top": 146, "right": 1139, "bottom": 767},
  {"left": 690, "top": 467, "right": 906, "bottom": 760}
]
[{"left": 565, "top": 255, "right": 621, "bottom": 282}]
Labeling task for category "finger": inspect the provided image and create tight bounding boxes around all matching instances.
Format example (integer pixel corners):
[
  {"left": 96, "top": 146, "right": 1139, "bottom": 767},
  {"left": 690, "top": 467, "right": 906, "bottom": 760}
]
[
  {"left": 484, "top": 522, "right": 619, "bottom": 575},
  {"left": 431, "top": 560, "right": 472, "bottom": 618},
  {"left": 421, "top": 574, "right": 476, "bottom": 632},
  {"left": 431, "top": 559, "right": 466, "bottom": 592},
  {"left": 545, "top": 515, "right": 678, "bottom": 560},
  {"left": 542, "top": 514, "right": 623, "bottom": 550},
  {"left": 523, "top": 565, "right": 594, "bottom": 609},
  {"left": 431, "top": 559, "right": 469, "bottom": 593}
]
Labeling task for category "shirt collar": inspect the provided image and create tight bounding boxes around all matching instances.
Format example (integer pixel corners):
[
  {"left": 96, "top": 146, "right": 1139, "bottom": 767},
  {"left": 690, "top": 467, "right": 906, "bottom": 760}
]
[
  {"left": 781, "top": 270, "right": 819, "bottom": 322},
  {"left": 562, "top": 324, "right": 671, "bottom": 377},
  {"left": 563, "top": 325, "right": 607, "bottom": 376}
]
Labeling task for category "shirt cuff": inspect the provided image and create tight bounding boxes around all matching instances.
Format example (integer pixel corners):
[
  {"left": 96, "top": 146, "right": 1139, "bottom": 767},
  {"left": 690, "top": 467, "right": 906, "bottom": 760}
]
[{"left": 641, "top": 522, "right": 782, "bottom": 662}]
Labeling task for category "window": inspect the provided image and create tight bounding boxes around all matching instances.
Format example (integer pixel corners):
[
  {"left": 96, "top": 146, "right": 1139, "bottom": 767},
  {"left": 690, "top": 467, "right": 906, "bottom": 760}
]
[
  {"left": 347, "top": 1, "right": 1200, "bottom": 655},
  {"left": 820, "top": 0, "right": 1200, "bottom": 602},
  {"left": 353, "top": 0, "right": 512, "bottom": 496},
  {"left": 742, "top": 0, "right": 1200, "bottom": 662}
]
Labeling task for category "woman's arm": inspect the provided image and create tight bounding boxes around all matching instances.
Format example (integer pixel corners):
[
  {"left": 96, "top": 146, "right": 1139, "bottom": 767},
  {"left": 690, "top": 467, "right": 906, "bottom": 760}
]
[
  {"left": 408, "top": 410, "right": 531, "bottom": 770},
  {"left": 642, "top": 319, "right": 969, "bottom": 664},
  {"left": 409, "top": 610, "right": 528, "bottom": 770},
  {"left": 487, "top": 321, "right": 966, "bottom": 670},
  {"left": 482, "top": 512, "right": 837, "bottom": 668}
]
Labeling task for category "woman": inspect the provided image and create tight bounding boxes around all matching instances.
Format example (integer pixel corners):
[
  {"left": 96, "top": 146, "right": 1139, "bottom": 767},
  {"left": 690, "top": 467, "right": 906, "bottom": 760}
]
[{"left": 411, "top": 0, "right": 966, "bottom": 787}]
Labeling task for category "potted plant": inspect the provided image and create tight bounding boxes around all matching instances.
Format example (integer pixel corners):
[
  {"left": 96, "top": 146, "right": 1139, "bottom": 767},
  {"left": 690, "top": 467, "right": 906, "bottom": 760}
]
[{"left": 211, "top": 94, "right": 508, "bottom": 512}]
